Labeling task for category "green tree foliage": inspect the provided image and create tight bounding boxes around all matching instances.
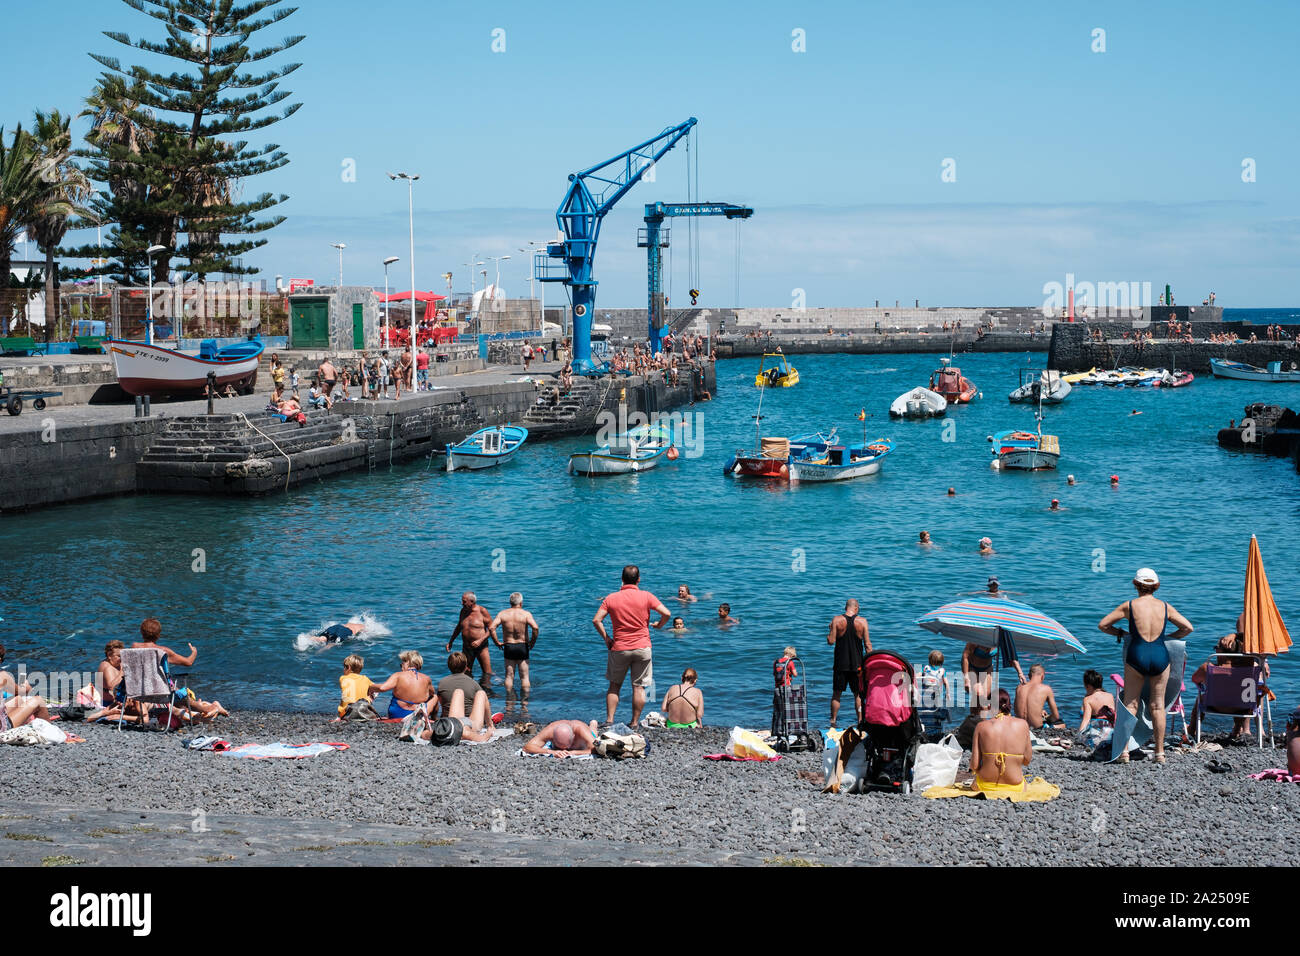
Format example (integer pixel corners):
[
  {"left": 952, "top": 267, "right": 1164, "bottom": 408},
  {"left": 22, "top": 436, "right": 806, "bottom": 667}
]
[{"left": 67, "top": 0, "right": 303, "bottom": 283}]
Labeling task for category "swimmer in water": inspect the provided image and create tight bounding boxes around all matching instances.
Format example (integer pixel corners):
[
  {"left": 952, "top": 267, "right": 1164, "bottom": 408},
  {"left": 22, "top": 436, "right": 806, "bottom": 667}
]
[
  {"left": 676, "top": 584, "right": 698, "bottom": 603},
  {"left": 947, "top": 487, "right": 956, "bottom": 497},
  {"left": 670, "top": 616, "right": 688, "bottom": 634},
  {"left": 1049, "top": 499, "right": 1061, "bottom": 511},
  {"left": 919, "top": 530, "right": 935, "bottom": 547},
  {"left": 1130, "top": 409, "right": 1142, "bottom": 416},
  {"left": 1067, "top": 474, "right": 1076, "bottom": 485},
  {"left": 309, "top": 620, "right": 366, "bottom": 645},
  {"left": 717, "top": 603, "right": 739, "bottom": 627},
  {"left": 978, "top": 537, "right": 996, "bottom": 555},
  {"left": 1110, "top": 474, "right": 1119, "bottom": 487}
]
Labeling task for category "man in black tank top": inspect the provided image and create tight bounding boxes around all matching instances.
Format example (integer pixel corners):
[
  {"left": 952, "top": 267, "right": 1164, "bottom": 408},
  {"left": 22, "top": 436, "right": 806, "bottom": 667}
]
[{"left": 828, "top": 599, "right": 871, "bottom": 727}]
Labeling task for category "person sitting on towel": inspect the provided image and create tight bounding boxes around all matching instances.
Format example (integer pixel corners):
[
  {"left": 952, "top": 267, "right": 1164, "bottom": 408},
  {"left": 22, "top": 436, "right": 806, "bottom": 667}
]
[
  {"left": 1286, "top": 709, "right": 1300, "bottom": 776},
  {"left": 419, "top": 686, "right": 496, "bottom": 744},
  {"left": 661, "top": 667, "right": 704, "bottom": 728},
  {"left": 1013, "top": 664, "right": 1066, "bottom": 732},
  {"left": 970, "top": 690, "right": 1033, "bottom": 794},
  {"left": 522, "top": 719, "right": 600, "bottom": 758},
  {"left": 1076, "top": 669, "right": 1116, "bottom": 735}
]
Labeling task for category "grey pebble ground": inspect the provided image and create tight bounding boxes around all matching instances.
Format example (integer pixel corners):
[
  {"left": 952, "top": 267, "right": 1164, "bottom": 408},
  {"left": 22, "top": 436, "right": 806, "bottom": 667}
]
[{"left": 2, "top": 711, "right": 1297, "bottom": 866}]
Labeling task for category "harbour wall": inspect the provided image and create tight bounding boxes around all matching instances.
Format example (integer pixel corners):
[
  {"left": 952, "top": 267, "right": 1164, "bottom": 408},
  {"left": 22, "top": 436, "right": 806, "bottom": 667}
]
[
  {"left": 0, "top": 365, "right": 715, "bottom": 511},
  {"left": 714, "top": 330, "right": 1049, "bottom": 358},
  {"left": 1048, "top": 322, "right": 1300, "bottom": 373}
]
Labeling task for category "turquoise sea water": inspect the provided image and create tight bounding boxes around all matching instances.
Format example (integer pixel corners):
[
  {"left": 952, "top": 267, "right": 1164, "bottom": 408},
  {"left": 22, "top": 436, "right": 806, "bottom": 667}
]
[{"left": 2, "top": 349, "right": 1298, "bottom": 727}]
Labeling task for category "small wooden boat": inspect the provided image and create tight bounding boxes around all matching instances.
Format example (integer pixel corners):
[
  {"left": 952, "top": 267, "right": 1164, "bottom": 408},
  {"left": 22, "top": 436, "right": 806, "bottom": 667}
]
[
  {"left": 929, "top": 358, "right": 978, "bottom": 404},
  {"left": 788, "top": 435, "right": 894, "bottom": 483},
  {"left": 890, "top": 387, "right": 947, "bottom": 419},
  {"left": 104, "top": 337, "right": 264, "bottom": 398},
  {"left": 446, "top": 425, "right": 528, "bottom": 471},
  {"left": 755, "top": 352, "right": 799, "bottom": 388},
  {"left": 1210, "top": 358, "right": 1300, "bottom": 383},
  {"left": 1009, "top": 370, "right": 1071, "bottom": 405},
  {"left": 990, "top": 428, "right": 1060, "bottom": 470},
  {"left": 568, "top": 423, "right": 675, "bottom": 476}
]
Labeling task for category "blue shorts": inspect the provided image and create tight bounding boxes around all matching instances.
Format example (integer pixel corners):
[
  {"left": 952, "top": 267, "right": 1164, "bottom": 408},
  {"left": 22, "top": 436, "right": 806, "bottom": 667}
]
[{"left": 388, "top": 699, "right": 416, "bottom": 720}]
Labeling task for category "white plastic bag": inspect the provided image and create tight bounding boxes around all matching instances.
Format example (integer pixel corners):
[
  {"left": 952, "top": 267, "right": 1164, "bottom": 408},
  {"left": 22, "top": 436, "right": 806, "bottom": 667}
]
[
  {"left": 911, "top": 733, "right": 963, "bottom": 794},
  {"left": 840, "top": 743, "right": 869, "bottom": 793}
]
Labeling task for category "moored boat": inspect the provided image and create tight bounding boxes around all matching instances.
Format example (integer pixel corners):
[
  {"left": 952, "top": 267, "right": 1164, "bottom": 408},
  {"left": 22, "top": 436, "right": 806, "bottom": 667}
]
[
  {"left": 1209, "top": 358, "right": 1300, "bottom": 383},
  {"left": 1009, "top": 369, "right": 1072, "bottom": 404},
  {"left": 929, "top": 357, "right": 978, "bottom": 404},
  {"left": 568, "top": 422, "right": 676, "bottom": 475},
  {"left": 104, "top": 337, "right": 264, "bottom": 398},
  {"left": 755, "top": 352, "right": 799, "bottom": 388},
  {"left": 1159, "top": 370, "right": 1195, "bottom": 388},
  {"left": 989, "top": 428, "right": 1060, "bottom": 470},
  {"left": 1061, "top": 367, "right": 1096, "bottom": 384},
  {"left": 728, "top": 435, "right": 804, "bottom": 479},
  {"left": 446, "top": 425, "right": 528, "bottom": 471},
  {"left": 889, "top": 387, "right": 947, "bottom": 418},
  {"left": 788, "top": 435, "right": 894, "bottom": 483}
]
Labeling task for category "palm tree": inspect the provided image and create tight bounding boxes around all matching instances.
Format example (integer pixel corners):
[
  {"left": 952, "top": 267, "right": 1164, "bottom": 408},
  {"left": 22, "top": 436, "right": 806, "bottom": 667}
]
[
  {"left": 23, "top": 110, "right": 93, "bottom": 332},
  {"left": 0, "top": 125, "right": 53, "bottom": 293}
]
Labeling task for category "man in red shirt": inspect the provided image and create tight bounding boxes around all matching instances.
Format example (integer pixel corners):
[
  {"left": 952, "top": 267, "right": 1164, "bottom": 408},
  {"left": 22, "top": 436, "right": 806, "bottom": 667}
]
[{"left": 593, "top": 565, "right": 670, "bottom": 727}]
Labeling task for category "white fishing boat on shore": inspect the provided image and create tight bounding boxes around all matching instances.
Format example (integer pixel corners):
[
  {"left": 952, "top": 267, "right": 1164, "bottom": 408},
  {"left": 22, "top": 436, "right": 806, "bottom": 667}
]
[{"left": 104, "top": 337, "right": 264, "bottom": 398}]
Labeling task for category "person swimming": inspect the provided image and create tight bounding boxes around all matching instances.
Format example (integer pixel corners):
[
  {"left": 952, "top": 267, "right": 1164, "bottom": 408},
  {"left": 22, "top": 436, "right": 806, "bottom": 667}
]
[
  {"left": 918, "top": 530, "right": 934, "bottom": 547},
  {"left": 670, "top": 616, "right": 687, "bottom": 633},
  {"left": 1049, "top": 499, "right": 1060, "bottom": 511},
  {"left": 310, "top": 620, "right": 365, "bottom": 645}
]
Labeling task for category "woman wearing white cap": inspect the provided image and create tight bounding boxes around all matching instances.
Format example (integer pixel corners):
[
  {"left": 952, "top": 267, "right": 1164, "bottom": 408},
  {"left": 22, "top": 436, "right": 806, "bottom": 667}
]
[{"left": 1098, "top": 568, "right": 1194, "bottom": 763}]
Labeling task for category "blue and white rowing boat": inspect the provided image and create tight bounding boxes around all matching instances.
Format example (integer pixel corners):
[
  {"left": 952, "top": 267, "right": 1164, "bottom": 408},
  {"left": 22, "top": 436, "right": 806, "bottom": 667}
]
[
  {"left": 787, "top": 432, "right": 895, "bottom": 483},
  {"left": 445, "top": 425, "right": 529, "bottom": 472},
  {"left": 568, "top": 422, "right": 676, "bottom": 476},
  {"left": 1210, "top": 358, "right": 1300, "bottom": 383}
]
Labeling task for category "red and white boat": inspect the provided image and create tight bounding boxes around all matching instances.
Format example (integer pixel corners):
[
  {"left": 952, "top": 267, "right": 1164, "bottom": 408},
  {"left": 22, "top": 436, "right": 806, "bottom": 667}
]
[
  {"left": 104, "top": 338, "right": 264, "bottom": 398},
  {"left": 929, "top": 357, "right": 978, "bottom": 404}
]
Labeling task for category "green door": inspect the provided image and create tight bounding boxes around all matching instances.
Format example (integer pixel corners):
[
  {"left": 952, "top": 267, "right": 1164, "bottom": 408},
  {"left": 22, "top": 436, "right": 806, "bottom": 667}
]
[
  {"left": 291, "top": 299, "right": 330, "bottom": 348},
  {"left": 352, "top": 303, "right": 364, "bottom": 349}
]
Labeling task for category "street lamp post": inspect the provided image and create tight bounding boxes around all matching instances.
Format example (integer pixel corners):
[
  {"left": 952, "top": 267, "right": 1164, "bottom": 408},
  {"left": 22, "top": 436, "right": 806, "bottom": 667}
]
[
  {"left": 389, "top": 172, "right": 420, "bottom": 391},
  {"left": 382, "top": 256, "right": 400, "bottom": 348},
  {"left": 145, "top": 244, "right": 167, "bottom": 346}
]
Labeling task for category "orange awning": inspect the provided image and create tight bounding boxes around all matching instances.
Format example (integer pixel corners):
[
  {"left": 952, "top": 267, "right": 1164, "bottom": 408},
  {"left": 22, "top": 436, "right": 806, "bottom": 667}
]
[{"left": 1242, "top": 535, "right": 1291, "bottom": 656}]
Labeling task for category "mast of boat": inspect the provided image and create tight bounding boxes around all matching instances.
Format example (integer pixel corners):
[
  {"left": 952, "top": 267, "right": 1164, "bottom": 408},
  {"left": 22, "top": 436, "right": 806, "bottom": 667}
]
[{"left": 753, "top": 376, "right": 766, "bottom": 449}]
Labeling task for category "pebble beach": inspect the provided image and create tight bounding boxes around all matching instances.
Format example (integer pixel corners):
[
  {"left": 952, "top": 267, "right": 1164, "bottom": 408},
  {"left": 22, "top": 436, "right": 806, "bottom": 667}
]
[{"left": 3, "top": 712, "right": 1297, "bottom": 866}]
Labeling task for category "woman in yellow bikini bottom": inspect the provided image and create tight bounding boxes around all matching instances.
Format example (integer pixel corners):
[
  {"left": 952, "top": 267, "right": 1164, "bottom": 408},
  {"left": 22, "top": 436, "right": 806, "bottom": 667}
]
[{"left": 975, "top": 713, "right": 1026, "bottom": 793}]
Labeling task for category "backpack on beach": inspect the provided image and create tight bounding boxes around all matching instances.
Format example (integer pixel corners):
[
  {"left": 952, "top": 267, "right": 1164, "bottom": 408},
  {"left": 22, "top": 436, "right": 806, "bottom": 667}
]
[{"left": 594, "top": 730, "right": 647, "bottom": 759}]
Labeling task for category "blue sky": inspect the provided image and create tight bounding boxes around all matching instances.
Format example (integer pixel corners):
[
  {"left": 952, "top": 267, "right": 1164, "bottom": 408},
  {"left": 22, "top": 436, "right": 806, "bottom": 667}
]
[{"left": 4, "top": 0, "right": 1297, "bottom": 306}]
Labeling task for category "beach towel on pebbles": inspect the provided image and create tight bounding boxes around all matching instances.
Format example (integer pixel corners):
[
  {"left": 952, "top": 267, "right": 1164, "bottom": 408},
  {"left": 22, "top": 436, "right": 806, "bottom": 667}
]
[
  {"left": 463, "top": 727, "right": 514, "bottom": 746},
  {"left": 518, "top": 749, "right": 593, "bottom": 760},
  {"left": 0, "top": 718, "right": 67, "bottom": 746},
  {"left": 922, "top": 777, "right": 1061, "bottom": 802},
  {"left": 217, "top": 742, "right": 348, "bottom": 760},
  {"left": 1248, "top": 769, "right": 1300, "bottom": 783}
]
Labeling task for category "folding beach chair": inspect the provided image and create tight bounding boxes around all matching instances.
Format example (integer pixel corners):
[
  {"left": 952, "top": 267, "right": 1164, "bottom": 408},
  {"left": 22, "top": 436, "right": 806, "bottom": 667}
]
[
  {"left": 1194, "top": 653, "right": 1271, "bottom": 748},
  {"left": 117, "top": 648, "right": 192, "bottom": 731}
]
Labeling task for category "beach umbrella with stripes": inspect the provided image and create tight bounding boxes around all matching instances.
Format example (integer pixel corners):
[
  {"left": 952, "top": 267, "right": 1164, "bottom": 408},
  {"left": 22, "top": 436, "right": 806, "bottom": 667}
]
[{"left": 916, "top": 596, "right": 1086, "bottom": 657}]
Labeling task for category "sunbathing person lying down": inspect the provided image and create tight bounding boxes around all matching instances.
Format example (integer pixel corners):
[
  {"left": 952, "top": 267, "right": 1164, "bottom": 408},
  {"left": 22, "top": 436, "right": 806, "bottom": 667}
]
[
  {"left": 522, "top": 720, "right": 600, "bottom": 757},
  {"left": 420, "top": 687, "right": 496, "bottom": 744}
]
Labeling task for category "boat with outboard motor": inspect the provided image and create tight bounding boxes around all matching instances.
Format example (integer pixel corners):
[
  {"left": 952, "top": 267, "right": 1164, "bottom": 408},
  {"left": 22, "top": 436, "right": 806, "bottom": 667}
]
[
  {"left": 890, "top": 386, "right": 947, "bottom": 418},
  {"left": 929, "top": 357, "right": 978, "bottom": 404},
  {"left": 445, "top": 425, "right": 529, "bottom": 471},
  {"left": 755, "top": 351, "right": 799, "bottom": 388},
  {"left": 787, "top": 433, "right": 894, "bottom": 483},
  {"left": 1009, "top": 369, "right": 1071, "bottom": 404},
  {"left": 568, "top": 422, "right": 676, "bottom": 475}
]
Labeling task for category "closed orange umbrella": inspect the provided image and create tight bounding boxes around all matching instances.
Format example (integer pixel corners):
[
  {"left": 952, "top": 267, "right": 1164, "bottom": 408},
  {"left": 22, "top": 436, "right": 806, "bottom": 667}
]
[{"left": 1242, "top": 535, "right": 1292, "bottom": 657}]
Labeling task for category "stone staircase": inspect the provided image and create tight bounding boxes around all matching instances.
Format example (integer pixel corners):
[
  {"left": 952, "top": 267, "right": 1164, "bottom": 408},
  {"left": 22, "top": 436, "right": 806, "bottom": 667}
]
[
  {"left": 137, "top": 412, "right": 366, "bottom": 494},
  {"left": 520, "top": 377, "right": 610, "bottom": 434}
]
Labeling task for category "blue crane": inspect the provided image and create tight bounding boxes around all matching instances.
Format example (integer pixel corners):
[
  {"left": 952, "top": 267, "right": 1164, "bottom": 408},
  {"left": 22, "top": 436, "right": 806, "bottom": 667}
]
[
  {"left": 639, "top": 201, "right": 753, "bottom": 353},
  {"left": 535, "top": 118, "right": 697, "bottom": 374}
]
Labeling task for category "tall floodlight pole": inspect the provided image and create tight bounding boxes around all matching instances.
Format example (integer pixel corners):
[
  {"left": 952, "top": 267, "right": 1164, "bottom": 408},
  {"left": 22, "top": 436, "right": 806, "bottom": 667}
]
[
  {"left": 383, "top": 256, "right": 400, "bottom": 348},
  {"left": 145, "top": 244, "right": 167, "bottom": 346},
  {"left": 390, "top": 173, "right": 420, "bottom": 388}
]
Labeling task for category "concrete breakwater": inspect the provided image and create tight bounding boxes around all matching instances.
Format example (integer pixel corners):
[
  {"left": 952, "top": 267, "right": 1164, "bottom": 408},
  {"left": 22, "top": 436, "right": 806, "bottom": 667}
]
[
  {"left": 0, "top": 365, "right": 714, "bottom": 511},
  {"left": 1048, "top": 322, "right": 1300, "bottom": 373},
  {"left": 714, "top": 330, "right": 1048, "bottom": 359}
]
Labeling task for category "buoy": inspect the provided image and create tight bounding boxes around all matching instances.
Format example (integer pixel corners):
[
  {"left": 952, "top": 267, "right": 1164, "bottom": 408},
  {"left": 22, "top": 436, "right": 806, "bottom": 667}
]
[{"left": 666, "top": 446, "right": 679, "bottom": 461}]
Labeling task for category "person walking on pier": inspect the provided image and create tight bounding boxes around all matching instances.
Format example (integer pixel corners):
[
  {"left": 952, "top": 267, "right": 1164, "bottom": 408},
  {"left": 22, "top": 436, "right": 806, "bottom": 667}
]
[{"left": 593, "top": 565, "right": 671, "bottom": 728}]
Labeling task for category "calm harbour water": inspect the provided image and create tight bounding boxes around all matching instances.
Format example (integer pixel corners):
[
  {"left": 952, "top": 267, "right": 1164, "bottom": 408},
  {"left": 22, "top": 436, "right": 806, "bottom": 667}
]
[{"left": 2, "top": 337, "right": 1298, "bottom": 727}]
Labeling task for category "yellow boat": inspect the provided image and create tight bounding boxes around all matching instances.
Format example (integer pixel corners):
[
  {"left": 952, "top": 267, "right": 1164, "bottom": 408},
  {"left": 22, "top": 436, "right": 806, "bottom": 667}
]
[
  {"left": 1061, "top": 367, "right": 1095, "bottom": 384},
  {"left": 756, "top": 352, "right": 799, "bottom": 388}
]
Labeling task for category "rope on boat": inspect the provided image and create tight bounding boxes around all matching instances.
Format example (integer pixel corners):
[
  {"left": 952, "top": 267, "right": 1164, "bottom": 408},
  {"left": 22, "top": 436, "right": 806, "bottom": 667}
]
[{"left": 237, "top": 412, "right": 292, "bottom": 493}]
